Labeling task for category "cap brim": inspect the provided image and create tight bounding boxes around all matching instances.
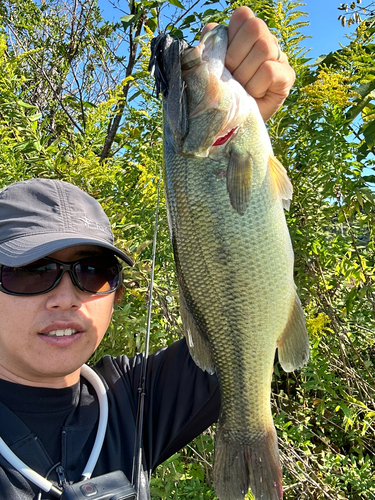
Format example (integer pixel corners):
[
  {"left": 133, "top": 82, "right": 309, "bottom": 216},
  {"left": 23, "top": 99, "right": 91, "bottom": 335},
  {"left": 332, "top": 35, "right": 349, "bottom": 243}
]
[{"left": 0, "top": 233, "right": 134, "bottom": 267}]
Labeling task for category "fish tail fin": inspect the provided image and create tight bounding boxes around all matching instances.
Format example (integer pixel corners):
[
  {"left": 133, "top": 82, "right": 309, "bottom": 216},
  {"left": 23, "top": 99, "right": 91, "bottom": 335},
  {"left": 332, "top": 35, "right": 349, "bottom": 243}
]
[{"left": 213, "top": 425, "right": 283, "bottom": 500}]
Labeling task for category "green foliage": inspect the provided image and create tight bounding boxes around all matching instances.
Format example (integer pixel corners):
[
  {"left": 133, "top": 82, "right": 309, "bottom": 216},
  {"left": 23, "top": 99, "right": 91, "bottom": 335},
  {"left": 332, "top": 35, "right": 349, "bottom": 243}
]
[
  {"left": 0, "top": 0, "right": 375, "bottom": 498},
  {"left": 265, "top": 2, "right": 375, "bottom": 497},
  {"left": 151, "top": 434, "right": 217, "bottom": 500}
]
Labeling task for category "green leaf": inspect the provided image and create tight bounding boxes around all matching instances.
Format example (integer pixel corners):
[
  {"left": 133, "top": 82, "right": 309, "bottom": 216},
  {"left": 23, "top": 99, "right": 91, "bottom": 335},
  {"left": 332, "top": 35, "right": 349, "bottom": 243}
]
[
  {"left": 146, "top": 17, "right": 157, "bottom": 32},
  {"left": 82, "top": 101, "right": 97, "bottom": 109},
  {"left": 363, "top": 119, "right": 375, "bottom": 149},
  {"left": 128, "top": 90, "right": 142, "bottom": 102},
  {"left": 16, "top": 100, "right": 36, "bottom": 109},
  {"left": 345, "top": 287, "right": 358, "bottom": 313},
  {"left": 354, "top": 80, "right": 375, "bottom": 99},
  {"left": 313, "top": 53, "right": 329, "bottom": 66},
  {"left": 120, "top": 14, "right": 137, "bottom": 30},
  {"left": 179, "top": 14, "right": 196, "bottom": 29},
  {"left": 338, "top": 402, "right": 352, "bottom": 420},
  {"left": 168, "top": 28, "right": 184, "bottom": 39},
  {"left": 167, "top": 0, "right": 185, "bottom": 9},
  {"left": 363, "top": 174, "right": 375, "bottom": 183},
  {"left": 28, "top": 113, "right": 42, "bottom": 122},
  {"left": 313, "top": 49, "right": 343, "bottom": 68},
  {"left": 347, "top": 81, "right": 375, "bottom": 121}
]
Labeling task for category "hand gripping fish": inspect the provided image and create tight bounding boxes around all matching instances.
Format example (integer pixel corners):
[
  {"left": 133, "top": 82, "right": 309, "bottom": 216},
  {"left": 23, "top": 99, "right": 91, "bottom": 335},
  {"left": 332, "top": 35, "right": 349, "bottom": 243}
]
[{"left": 149, "top": 25, "right": 309, "bottom": 500}]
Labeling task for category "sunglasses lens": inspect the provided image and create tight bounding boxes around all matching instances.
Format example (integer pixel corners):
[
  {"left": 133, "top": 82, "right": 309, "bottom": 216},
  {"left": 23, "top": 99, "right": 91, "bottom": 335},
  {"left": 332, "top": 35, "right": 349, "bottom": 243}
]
[
  {"left": 74, "top": 257, "right": 121, "bottom": 293},
  {"left": 1, "top": 260, "right": 60, "bottom": 294}
]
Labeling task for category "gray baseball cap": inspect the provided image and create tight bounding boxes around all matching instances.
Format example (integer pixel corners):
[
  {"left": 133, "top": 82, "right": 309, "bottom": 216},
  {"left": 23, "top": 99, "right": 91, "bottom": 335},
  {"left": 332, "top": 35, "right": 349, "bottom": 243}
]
[{"left": 0, "top": 178, "right": 134, "bottom": 267}]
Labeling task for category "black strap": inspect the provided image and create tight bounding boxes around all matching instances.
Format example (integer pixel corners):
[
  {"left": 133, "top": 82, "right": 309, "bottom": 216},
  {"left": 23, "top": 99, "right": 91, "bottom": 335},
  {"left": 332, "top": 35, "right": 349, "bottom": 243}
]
[
  {"left": 0, "top": 401, "right": 33, "bottom": 446},
  {"left": 0, "top": 401, "right": 55, "bottom": 483}
]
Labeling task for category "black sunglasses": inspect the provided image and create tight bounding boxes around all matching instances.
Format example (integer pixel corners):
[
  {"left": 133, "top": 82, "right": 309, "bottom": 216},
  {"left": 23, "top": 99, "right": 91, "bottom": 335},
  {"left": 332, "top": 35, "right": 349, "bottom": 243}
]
[{"left": 0, "top": 255, "right": 123, "bottom": 296}]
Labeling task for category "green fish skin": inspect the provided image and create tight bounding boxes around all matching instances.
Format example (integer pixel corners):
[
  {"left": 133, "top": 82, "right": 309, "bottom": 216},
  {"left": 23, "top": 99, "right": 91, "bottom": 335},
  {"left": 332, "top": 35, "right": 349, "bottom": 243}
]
[{"left": 150, "top": 25, "right": 309, "bottom": 500}]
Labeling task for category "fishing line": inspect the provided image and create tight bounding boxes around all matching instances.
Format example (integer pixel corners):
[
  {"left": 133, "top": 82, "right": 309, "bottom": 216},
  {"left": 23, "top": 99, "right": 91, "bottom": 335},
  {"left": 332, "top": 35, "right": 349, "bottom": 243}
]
[{"left": 132, "top": 156, "right": 163, "bottom": 496}]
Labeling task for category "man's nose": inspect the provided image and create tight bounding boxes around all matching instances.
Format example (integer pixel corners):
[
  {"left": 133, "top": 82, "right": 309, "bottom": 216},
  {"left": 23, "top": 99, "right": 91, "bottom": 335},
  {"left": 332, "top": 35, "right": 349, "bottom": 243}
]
[{"left": 45, "top": 271, "right": 82, "bottom": 309}]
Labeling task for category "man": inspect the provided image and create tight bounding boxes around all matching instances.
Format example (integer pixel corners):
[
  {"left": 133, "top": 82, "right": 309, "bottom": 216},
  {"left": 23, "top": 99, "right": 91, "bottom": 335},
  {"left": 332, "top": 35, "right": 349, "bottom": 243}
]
[{"left": 0, "top": 7, "right": 295, "bottom": 499}]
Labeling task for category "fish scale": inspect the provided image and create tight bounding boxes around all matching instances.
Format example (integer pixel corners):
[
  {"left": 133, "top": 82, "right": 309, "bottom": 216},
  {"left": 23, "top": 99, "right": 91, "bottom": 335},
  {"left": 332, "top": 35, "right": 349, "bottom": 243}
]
[{"left": 150, "top": 24, "right": 309, "bottom": 500}]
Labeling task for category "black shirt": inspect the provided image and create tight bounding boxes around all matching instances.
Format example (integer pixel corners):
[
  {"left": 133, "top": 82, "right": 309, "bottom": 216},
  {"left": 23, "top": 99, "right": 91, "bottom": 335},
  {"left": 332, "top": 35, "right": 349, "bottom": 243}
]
[
  {"left": 0, "top": 339, "right": 220, "bottom": 499},
  {"left": 0, "top": 380, "right": 80, "bottom": 465}
]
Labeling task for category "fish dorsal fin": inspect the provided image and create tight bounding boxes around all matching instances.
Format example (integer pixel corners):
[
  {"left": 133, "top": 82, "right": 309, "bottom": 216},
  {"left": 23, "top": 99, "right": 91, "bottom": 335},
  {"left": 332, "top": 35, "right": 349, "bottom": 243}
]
[
  {"left": 227, "top": 149, "right": 253, "bottom": 216},
  {"left": 277, "top": 294, "right": 309, "bottom": 372},
  {"left": 268, "top": 154, "right": 293, "bottom": 211},
  {"left": 179, "top": 288, "right": 215, "bottom": 374}
]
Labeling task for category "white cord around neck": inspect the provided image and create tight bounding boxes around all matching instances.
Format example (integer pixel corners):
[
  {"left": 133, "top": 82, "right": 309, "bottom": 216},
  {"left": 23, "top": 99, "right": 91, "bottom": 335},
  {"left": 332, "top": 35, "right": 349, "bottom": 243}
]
[{"left": 0, "top": 364, "right": 108, "bottom": 495}]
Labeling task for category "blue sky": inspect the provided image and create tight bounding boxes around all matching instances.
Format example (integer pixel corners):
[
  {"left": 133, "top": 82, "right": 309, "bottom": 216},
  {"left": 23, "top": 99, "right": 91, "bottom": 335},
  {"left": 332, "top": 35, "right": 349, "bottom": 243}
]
[
  {"left": 99, "top": 0, "right": 357, "bottom": 61},
  {"left": 299, "top": 0, "right": 356, "bottom": 61}
]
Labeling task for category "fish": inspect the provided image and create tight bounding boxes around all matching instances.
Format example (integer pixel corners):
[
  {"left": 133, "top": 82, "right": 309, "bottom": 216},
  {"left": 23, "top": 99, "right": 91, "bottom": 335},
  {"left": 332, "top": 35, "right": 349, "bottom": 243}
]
[{"left": 149, "top": 25, "right": 309, "bottom": 500}]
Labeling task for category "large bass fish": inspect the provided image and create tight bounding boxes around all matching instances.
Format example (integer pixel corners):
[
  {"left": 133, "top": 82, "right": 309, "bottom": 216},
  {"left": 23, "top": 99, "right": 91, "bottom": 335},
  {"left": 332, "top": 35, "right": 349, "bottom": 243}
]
[{"left": 149, "top": 25, "right": 309, "bottom": 500}]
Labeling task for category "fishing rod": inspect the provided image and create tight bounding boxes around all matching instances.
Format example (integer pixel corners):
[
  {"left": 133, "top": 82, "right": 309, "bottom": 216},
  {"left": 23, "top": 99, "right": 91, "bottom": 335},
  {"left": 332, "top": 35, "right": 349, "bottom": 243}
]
[{"left": 132, "top": 168, "right": 162, "bottom": 497}]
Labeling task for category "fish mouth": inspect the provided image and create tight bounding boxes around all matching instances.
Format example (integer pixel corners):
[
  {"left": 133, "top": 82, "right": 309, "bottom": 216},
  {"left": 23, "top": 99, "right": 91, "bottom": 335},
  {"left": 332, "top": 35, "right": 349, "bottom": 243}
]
[
  {"left": 182, "top": 25, "right": 225, "bottom": 65},
  {"left": 178, "top": 26, "right": 247, "bottom": 158},
  {"left": 180, "top": 28, "right": 218, "bottom": 71}
]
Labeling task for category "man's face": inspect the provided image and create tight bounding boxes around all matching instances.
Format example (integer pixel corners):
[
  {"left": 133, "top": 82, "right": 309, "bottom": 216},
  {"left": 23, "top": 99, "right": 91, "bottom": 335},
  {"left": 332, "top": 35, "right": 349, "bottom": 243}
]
[{"left": 0, "top": 245, "right": 117, "bottom": 388}]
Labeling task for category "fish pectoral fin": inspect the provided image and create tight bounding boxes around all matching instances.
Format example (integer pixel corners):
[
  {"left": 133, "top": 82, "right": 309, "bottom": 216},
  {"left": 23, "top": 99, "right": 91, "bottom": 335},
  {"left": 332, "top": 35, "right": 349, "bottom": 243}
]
[
  {"left": 277, "top": 294, "right": 310, "bottom": 372},
  {"left": 226, "top": 148, "right": 252, "bottom": 216},
  {"left": 268, "top": 154, "right": 293, "bottom": 211},
  {"left": 179, "top": 289, "right": 215, "bottom": 374}
]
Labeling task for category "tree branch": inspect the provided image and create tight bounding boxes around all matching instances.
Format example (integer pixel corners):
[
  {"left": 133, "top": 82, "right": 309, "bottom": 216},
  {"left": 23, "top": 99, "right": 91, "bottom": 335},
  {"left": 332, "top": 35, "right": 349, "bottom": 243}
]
[{"left": 99, "top": 7, "right": 144, "bottom": 162}]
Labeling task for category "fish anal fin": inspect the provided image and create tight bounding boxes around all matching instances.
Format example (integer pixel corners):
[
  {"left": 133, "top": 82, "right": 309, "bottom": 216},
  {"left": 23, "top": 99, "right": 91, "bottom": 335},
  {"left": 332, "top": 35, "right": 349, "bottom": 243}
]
[
  {"left": 277, "top": 294, "right": 309, "bottom": 372},
  {"left": 268, "top": 154, "right": 293, "bottom": 211},
  {"left": 213, "top": 425, "right": 283, "bottom": 500},
  {"left": 179, "top": 289, "right": 215, "bottom": 375},
  {"left": 227, "top": 149, "right": 253, "bottom": 216}
]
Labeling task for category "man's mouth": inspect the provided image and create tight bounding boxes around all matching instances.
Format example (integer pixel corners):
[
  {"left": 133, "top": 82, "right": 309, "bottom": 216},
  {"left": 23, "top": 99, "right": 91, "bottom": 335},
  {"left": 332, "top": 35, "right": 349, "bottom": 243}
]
[{"left": 42, "top": 328, "right": 79, "bottom": 337}]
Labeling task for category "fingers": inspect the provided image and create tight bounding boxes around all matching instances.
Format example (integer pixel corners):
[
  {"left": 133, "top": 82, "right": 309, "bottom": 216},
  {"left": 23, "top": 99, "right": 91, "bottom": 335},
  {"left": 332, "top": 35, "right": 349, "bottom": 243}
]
[
  {"left": 242, "top": 54, "right": 295, "bottom": 121},
  {"left": 199, "top": 6, "right": 295, "bottom": 121},
  {"left": 226, "top": 6, "right": 295, "bottom": 121},
  {"left": 228, "top": 36, "right": 281, "bottom": 86},
  {"left": 226, "top": 8, "right": 279, "bottom": 86}
]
